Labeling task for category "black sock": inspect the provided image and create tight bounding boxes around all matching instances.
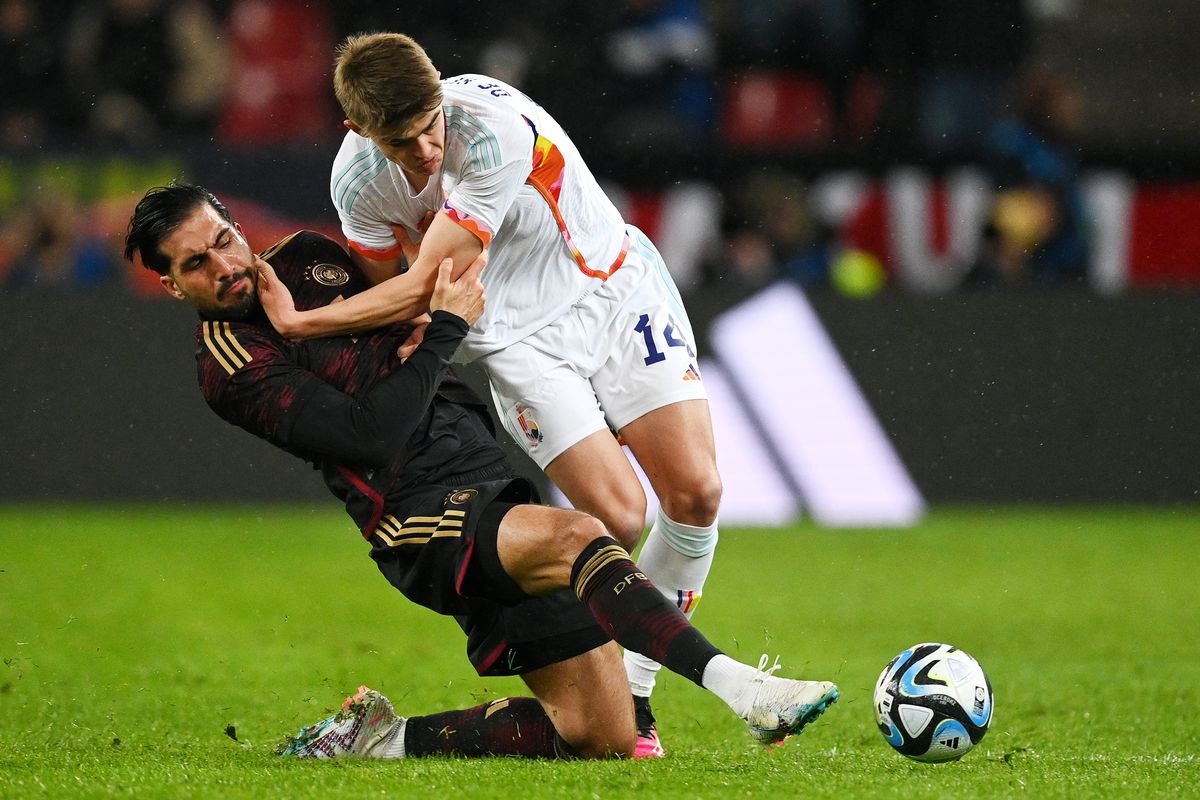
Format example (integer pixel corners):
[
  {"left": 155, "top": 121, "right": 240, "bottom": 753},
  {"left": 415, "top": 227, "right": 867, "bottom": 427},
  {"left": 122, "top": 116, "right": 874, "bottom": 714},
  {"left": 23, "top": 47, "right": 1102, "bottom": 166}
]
[
  {"left": 404, "top": 697, "right": 577, "bottom": 758},
  {"left": 570, "top": 536, "right": 721, "bottom": 685}
]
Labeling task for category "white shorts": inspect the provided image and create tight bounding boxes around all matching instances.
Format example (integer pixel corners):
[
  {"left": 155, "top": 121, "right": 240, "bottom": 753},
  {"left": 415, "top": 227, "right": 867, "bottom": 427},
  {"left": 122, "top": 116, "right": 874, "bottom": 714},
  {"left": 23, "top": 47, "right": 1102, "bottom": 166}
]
[{"left": 481, "top": 227, "right": 709, "bottom": 469}]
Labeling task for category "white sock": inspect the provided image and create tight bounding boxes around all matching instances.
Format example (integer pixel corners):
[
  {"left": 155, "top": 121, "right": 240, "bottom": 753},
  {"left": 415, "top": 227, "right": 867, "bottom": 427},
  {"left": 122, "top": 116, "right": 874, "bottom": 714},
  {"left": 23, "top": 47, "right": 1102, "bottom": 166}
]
[
  {"left": 624, "top": 510, "right": 718, "bottom": 697},
  {"left": 700, "top": 654, "right": 762, "bottom": 718}
]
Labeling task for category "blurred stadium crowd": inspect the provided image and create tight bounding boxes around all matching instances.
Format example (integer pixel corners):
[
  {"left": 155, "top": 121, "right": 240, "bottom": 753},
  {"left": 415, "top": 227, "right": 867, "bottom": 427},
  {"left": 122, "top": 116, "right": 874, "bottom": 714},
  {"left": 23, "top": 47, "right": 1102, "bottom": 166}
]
[{"left": 0, "top": 0, "right": 1190, "bottom": 296}]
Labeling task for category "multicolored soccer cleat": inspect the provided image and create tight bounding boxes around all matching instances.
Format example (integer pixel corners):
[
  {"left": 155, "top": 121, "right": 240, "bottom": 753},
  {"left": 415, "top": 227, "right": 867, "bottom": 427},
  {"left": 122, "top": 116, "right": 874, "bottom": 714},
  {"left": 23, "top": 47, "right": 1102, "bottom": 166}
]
[
  {"left": 276, "top": 685, "right": 404, "bottom": 759},
  {"left": 742, "top": 656, "right": 839, "bottom": 745}
]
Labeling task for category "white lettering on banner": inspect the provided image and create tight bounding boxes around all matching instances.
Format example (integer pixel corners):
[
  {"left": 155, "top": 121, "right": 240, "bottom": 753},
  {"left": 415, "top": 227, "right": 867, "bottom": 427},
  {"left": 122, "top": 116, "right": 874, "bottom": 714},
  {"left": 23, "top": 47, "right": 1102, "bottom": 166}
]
[
  {"left": 609, "top": 167, "right": 1135, "bottom": 296},
  {"left": 1082, "top": 172, "right": 1134, "bottom": 295},
  {"left": 886, "top": 168, "right": 992, "bottom": 293},
  {"left": 848, "top": 168, "right": 1131, "bottom": 294}
]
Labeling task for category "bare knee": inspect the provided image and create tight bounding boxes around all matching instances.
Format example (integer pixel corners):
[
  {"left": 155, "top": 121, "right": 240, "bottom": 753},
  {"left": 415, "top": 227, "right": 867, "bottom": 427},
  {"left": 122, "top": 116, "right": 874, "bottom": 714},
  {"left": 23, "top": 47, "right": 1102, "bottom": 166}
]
[
  {"left": 558, "top": 511, "right": 612, "bottom": 558},
  {"left": 531, "top": 662, "right": 637, "bottom": 759},
  {"left": 569, "top": 729, "right": 636, "bottom": 760},
  {"left": 502, "top": 507, "right": 643, "bottom": 597},
  {"left": 499, "top": 506, "right": 624, "bottom": 596},
  {"left": 576, "top": 486, "right": 647, "bottom": 550},
  {"left": 658, "top": 469, "right": 723, "bottom": 527},
  {"left": 522, "top": 643, "right": 636, "bottom": 760},
  {"left": 553, "top": 710, "right": 636, "bottom": 759},
  {"left": 593, "top": 506, "right": 647, "bottom": 551}
]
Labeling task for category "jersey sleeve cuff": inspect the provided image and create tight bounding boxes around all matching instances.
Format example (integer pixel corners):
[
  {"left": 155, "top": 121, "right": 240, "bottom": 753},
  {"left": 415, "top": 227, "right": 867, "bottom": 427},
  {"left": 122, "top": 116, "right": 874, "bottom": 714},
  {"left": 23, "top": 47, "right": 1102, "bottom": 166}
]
[
  {"left": 441, "top": 202, "right": 494, "bottom": 248},
  {"left": 347, "top": 239, "right": 405, "bottom": 261},
  {"left": 429, "top": 308, "right": 470, "bottom": 333}
]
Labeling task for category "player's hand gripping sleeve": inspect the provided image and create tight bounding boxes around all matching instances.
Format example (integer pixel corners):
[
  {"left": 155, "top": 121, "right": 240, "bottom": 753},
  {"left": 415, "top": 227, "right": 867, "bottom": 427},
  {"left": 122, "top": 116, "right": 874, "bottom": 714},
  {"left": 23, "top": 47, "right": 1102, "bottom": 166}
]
[{"left": 281, "top": 311, "right": 469, "bottom": 465}]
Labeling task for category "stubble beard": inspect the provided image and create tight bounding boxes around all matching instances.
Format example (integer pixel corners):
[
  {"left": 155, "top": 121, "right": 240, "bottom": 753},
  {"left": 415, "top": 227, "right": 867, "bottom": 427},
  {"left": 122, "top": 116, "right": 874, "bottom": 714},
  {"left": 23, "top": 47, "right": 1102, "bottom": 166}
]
[{"left": 211, "top": 273, "right": 259, "bottom": 320}]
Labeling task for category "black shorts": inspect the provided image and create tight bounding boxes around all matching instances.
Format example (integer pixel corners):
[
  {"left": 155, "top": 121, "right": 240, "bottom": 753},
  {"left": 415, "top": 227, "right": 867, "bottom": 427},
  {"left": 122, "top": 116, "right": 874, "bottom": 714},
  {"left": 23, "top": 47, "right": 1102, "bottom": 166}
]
[{"left": 367, "top": 477, "right": 611, "bottom": 676}]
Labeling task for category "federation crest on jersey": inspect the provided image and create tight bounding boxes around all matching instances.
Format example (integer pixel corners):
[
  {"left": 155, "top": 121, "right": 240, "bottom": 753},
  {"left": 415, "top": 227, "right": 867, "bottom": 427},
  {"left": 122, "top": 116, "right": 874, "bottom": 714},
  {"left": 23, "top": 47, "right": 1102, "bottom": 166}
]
[
  {"left": 308, "top": 263, "right": 350, "bottom": 286},
  {"left": 514, "top": 404, "right": 543, "bottom": 447}
]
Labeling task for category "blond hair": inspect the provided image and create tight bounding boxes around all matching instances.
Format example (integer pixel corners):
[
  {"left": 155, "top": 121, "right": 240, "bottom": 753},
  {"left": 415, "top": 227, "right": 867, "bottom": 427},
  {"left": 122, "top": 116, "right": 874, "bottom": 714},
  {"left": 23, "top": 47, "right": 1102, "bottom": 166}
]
[{"left": 334, "top": 33, "right": 443, "bottom": 139}]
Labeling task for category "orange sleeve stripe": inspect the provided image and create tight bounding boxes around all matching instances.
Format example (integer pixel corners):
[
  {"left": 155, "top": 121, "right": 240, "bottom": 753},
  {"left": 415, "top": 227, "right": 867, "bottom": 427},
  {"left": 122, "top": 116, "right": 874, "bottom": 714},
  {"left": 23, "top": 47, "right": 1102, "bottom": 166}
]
[
  {"left": 442, "top": 203, "right": 494, "bottom": 248},
  {"left": 347, "top": 239, "right": 405, "bottom": 261},
  {"left": 524, "top": 127, "right": 627, "bottom": 281}
]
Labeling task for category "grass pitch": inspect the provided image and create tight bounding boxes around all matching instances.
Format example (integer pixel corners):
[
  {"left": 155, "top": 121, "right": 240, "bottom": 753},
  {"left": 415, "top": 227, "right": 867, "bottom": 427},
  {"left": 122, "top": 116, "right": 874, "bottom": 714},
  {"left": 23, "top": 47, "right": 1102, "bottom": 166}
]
[{"left": 1, "top": 505, "right": 1196, "bottom": 798}]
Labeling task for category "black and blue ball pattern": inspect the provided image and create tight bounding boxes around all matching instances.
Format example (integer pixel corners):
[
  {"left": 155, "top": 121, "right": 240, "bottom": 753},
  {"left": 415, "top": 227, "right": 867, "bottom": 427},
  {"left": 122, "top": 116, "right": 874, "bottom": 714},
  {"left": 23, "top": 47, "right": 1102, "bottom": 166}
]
[{"left": 873, "top": 642, "right": 994, "bottom": 763}]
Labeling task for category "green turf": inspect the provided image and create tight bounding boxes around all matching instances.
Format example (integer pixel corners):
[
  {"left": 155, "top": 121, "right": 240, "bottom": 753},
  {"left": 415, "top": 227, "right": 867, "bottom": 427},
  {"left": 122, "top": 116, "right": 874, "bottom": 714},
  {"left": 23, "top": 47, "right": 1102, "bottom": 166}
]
[{"left": 1, "top": 505, "right": 1197, "bottom": 798}]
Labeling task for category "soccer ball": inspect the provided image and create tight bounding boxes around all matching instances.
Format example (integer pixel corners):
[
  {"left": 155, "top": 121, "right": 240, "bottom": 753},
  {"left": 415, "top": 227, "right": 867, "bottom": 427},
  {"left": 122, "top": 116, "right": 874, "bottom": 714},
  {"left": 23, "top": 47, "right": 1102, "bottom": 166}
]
[{"left": 873, "top": 643, "right": 993, "bottom": 763}]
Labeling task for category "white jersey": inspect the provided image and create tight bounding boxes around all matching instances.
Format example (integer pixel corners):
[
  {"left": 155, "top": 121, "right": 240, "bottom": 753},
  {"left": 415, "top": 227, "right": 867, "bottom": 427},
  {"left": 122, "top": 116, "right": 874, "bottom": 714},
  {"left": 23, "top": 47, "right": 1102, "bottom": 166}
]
[{"left": 331, "top": 74, "right": 629, "bottom": 362}]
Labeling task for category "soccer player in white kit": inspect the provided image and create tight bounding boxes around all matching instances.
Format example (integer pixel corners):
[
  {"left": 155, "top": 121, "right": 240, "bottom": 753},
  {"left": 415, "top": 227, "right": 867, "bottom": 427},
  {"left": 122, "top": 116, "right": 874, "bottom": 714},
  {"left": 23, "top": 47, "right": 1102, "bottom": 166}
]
[{"left": 258, "top": 32, "right": 745, "bottom": 758}]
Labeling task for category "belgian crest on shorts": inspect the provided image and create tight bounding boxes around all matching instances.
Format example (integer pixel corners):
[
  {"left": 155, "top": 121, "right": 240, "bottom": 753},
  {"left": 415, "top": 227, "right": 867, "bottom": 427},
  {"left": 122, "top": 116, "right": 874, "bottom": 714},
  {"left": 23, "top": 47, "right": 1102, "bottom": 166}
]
[{"left": 514, "top": 404, "right": 543, "bottom": 446}]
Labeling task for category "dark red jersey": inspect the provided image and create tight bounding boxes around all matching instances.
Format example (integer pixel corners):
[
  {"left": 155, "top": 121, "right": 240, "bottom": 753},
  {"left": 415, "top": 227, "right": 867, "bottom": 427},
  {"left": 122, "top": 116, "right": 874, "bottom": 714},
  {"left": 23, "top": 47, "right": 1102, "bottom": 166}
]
[{"left": 194, "top": 230, "right": 509, "bottom": 535}]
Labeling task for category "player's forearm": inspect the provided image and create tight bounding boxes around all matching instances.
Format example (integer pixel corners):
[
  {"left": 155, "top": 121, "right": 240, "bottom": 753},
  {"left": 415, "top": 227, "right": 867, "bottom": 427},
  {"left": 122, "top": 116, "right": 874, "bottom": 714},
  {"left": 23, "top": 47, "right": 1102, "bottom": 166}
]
[
  {"left": 283, "top": 268, "right": 436, "bottom": 340},
  {"left": 280, "top": 214, "right": 482, "bottom": 341}
]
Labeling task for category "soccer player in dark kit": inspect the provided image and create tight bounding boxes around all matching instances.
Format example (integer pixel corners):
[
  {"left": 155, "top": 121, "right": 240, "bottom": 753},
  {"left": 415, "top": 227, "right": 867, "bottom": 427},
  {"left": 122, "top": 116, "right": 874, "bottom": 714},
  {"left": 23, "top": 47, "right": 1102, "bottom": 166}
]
[{"left": 124, "top": 182, "right": 838, "bottom": 760}]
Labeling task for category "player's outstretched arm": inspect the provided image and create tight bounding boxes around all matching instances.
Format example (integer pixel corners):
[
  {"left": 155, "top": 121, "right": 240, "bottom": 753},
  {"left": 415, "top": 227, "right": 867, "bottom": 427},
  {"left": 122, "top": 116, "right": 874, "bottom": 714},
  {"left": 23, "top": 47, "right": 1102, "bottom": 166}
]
[{"left": 259, "top": 214, "right": 484, "bottom": 340}]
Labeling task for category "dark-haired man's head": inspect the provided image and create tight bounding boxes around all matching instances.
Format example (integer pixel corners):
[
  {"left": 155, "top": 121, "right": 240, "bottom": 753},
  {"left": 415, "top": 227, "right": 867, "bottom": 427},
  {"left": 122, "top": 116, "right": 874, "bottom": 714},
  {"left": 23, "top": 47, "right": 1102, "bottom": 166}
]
[{"left": 125, "top": 183, "right": 258, "bottom": 318}]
